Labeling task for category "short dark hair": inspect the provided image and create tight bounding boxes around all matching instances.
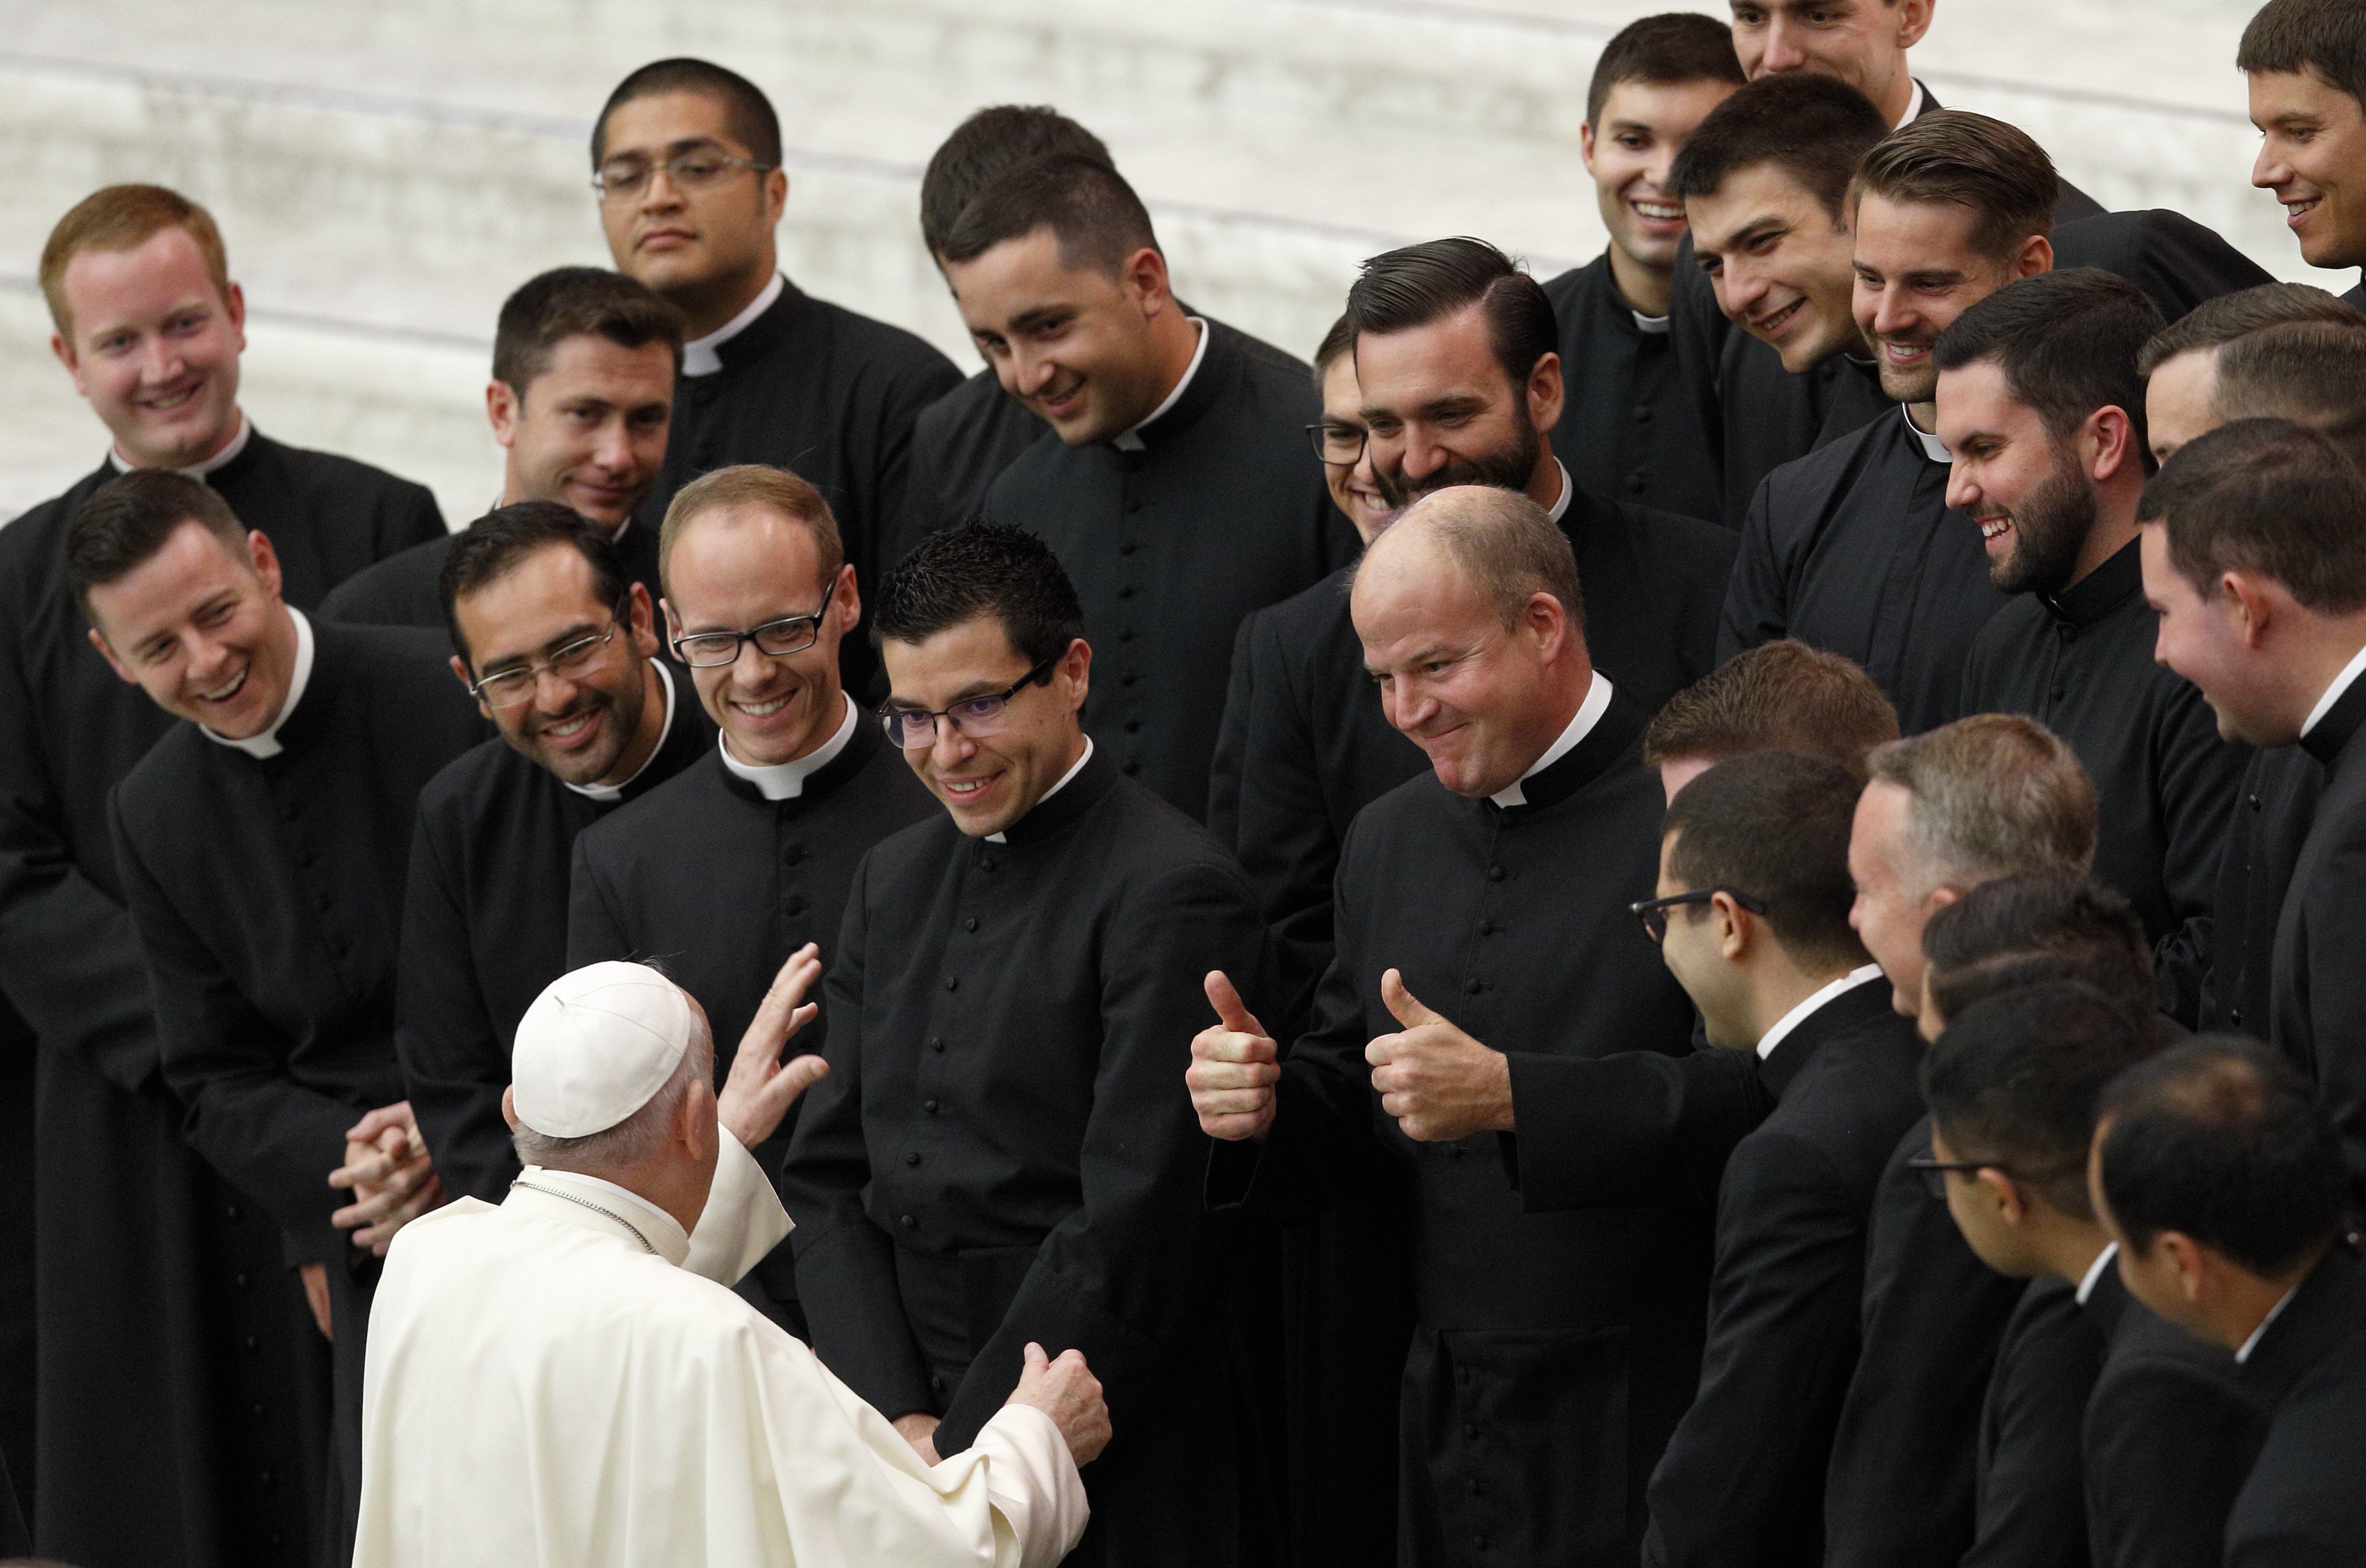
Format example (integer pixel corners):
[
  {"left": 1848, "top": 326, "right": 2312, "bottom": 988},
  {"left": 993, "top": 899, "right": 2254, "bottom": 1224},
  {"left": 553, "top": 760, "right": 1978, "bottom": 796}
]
[
  {"left": 920, "top": 107, "right": 1114, "bottom": 259},
  {"left": 1922, "top": 980, "right": 2163, "bottom": 1219},
  {"left": 1642, "top": 640, "right": 1899, "bottom": 773},
  {"left": 1662, "top": 749, "right": 1867, "bottom": 971},
  {"left": 1312, "top": 310, "right": 1357, "bottom": 384},
  {"left": 2136, "top": 282, "right": 2364, "bottom": 376},
  {"left": 2240, "top": 0, "right": 2366, "bottom": 111},
  {"left": 2098, "top": 1037, "right": 2348, "bottom": 1275},
  {"left": 1933, "top": 268, "right": 2163, "bottom": 461},
  {"left": 440, "top": 502, "right": 632, "bottom": 668},
  {"left": 1854, "top": 111, "right": 2060, "bottom": 262},
  {"left": 874, "top": 521, "right": 1086, "bottom": 670},
  {"left": 2138, "top": 417, "right": 2366, "bottom": 614},
  {"left": 1922, "top": 872, "right": 2155, "bottom": 1030},
  {"left": 67, "top": 470, "right": 248, "bottom": 624},
  {"left": 1668, "top": 73, "right": 1892, "bottom": 220},
  {"left": 2214, "top": 321, "right": 2366, "bottom": 472},
  {"left": 1344, "top": 237, "right": 1558, "bottom": 398},
  {"left": 491, "top": 267, "right": 684, "bottom": 397},
  {"left": 591, "top": 58, "right": 780, "bottom": 168},
  {"left": 938, "top": 153, "right": 1158, "bottom": 278},
  {"left": 1585, "top": 12, "right": 1746, "bottom": 127}
]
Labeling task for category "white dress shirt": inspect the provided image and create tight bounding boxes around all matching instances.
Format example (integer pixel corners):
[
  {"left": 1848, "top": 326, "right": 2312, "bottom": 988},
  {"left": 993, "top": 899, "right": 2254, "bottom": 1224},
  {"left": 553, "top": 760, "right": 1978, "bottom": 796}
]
[
  {"left": 1755, "top": 964, "right": 1885, "bottom": 1060},
  {"left": 2300, "top": 638, "right": 2366, "bottom": 738}
]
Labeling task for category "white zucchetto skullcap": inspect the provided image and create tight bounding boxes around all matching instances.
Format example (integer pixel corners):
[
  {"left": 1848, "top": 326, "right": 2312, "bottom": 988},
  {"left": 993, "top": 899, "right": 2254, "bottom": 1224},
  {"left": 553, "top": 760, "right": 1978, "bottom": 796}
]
[{"left": 512, "top": 962, "right": 699, "bottom": 1138}]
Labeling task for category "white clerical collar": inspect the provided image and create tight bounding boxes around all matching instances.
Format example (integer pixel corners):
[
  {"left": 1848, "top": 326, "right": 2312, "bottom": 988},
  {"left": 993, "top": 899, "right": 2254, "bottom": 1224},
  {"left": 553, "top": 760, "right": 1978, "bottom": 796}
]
[
  {"left": 507, "top": 1165, "right": 690, "bottom": 1267},
  {"left": 109, "top": 411, "right": 251, "bottom": 479},
  {"left": 1903, "top": 405, "right": 1952, "bottom": 465},
  {"left": 2300, "top": 639, "right": 2366, "bottom": 738},
  {"left": 986, "top": 735, "right": 1094, "bottom": 843},
  {"left": 1491, "top": 672, "right": 1611, "bottom": 808},
  {"left": 1899, "top": 78, "right": 1929, "bottom": 129},
  {"left": 1632, "top": 309, "right": 1671, "bottom": 337},
  {"left": 2236, "top": 1279, "right": 2303, "bottom": 1364},
  {"left": 1755, "top": 964, "right": 1885, "bottom": 1060},
  {"left": 1545, "top": 460, "right": 1575, "bottom": 525},
  {"left": 718, "top": 690, "right": 856, "bottom": 801},
  {"left": 1112, "top": 317, "right": 1208, "bottom": 452},
  {"left": 200, "top": 605, "right": 314, "bottom": 760},
  {"left": 682, "top": 272, "right": 784, "bottom": 377},
  {"left": 2076, "top": 1241, "right": 2120, "bottom": 1306},
  {"left": 565, "top": 660, "right": 679, "bottom": 803}
]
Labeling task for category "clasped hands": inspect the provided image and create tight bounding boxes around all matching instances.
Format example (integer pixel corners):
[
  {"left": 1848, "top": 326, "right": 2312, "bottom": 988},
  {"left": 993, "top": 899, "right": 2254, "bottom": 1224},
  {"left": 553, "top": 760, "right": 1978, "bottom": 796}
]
[{"left": 1186, "top": 967, "right": 1514, "bottom": 1144}]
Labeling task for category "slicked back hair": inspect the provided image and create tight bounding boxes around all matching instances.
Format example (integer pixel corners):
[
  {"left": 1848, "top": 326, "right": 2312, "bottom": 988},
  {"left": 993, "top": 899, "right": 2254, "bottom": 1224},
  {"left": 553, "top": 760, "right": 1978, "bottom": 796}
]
[
  {"left": 2138, "top": 417, "right": 2366, "bottom": 614},
  {"left": 1922, "top": 872, "right": 2155, "bottom": 1029},
  {"left": 2213, "top": 321, "right": 2366, "bottom": 473},
  {"left": 1379, "top": 485, "right": 1585, "bottom": 632},
  {"left": 2136, "top": 282, "right": 2364, "bottom": 376},
  {"left": 491, "top": 267, "right": 684, "bottom": 397},
  {"left": 592, "top": 57, "right": 780, "bottom": 168},
  {"left": 1866, "top": 714, "right": 2098, "bottom": 891},
  {"left": 1344, "top": 238, "right": 1559, "bottom": 401},
  {"left": 1663, "top": 750, "right": 1868, "bottom": 970},
  {"left": 66, "top": 470, "right": 248, "bottom": 624},
  {"left": 1586, "top": 12, "right": 1746, "bottom": 127},
  {"left": 1933, "top": 269, "right": 2163, "bottom": 461},
  {"left": 658, "top": 464, "right": 844, "bottom": 604},
  {"left": 41, "top": 184, "right": 231, "bottom": 338},
  {"left": 874, "top": 521, "right": 1086, "bottom": 670},
  {"left": 1853, "top": 111, "right": 2059, "bottom": 262},
  {"left": 1668, "top": 73, "right": 1892, "bottom": 220},
  {"left": 2239, "top": 0, "right": 2366, "bottom": 111},
  {"left": 440, "top": 502, "right": 632, "bottom": 668},
  {"left": 1642, "top": 640, "right": 1898, "bottom": 773},
  {"left": 920, "top": 107, "right": 1114, "bottom": 258},
  {"left": 2098, "top": 1037, "right": 2347, "bottom": 1275},
  {"left": 938, "top": 154, "right": 1159, "bottom": 279},
  {"left": 1922, "top": 981, "right": 2163, "bottom": 1220}
]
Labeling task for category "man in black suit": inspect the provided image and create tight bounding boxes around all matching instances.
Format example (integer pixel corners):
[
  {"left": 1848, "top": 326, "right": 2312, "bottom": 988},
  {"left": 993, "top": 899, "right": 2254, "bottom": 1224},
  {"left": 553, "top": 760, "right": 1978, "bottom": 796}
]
[
  {"left": 2095, "top": 1037, "right": 2366, "bottom": 1567},
  {"left": 2240, "top": 0, "right": 2366, "bottom": 308},
  {"left": 2139, "top": 418, "right": 2366, "bottom": 1208}
]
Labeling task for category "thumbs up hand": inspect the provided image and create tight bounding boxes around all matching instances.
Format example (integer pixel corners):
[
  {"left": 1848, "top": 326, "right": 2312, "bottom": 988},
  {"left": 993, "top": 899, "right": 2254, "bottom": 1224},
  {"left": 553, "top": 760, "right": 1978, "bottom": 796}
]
[
  {"left": 1187, "top": 970, "right": 1280, "bottom": 1142},
  {"left": 1365, "top": 968, "right": 1515, "bottom": 1142}
]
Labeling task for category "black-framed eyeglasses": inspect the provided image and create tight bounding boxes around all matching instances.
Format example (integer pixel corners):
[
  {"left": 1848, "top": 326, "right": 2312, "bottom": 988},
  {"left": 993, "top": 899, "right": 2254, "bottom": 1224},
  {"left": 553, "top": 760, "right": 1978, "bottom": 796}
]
[
  {"left": 1629, "top": 888, "right": 1769, "bottom": 944},
  {"left": 1906, "top": 1154, "right": 1997, "bottom": 1200},
  {"left": 669, "top": 567, "right": 846, "bottom": 669},
  {"left": 593, "top": 146, "right": 778, "bottom": 203},
  {"left": 879, "top": 653, "right": 1060, "bottom": 751},
  {"left": 467, "top": 604, "right": 629, "bottom": 710},
  {"left": 1304, "top": 421, "right": 1369, "bottom": 467}
]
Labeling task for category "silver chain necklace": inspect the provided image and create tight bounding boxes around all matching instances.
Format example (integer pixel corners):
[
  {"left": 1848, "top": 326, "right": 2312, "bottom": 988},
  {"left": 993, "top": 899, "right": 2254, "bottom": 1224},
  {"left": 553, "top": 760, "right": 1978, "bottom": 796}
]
[{"left": 510, "top": 1178, "right": 657, "bottom": 1255}]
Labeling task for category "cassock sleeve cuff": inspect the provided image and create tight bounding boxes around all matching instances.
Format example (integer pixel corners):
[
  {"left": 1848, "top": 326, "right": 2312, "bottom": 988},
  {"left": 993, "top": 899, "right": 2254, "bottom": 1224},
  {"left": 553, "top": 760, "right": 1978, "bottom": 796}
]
[
  {"left": 970, "top": 1404, "right": 1090, "bottom": 1568},
  {"left": 683, "top": 1123, "right": 792, "bottom": 1286}
]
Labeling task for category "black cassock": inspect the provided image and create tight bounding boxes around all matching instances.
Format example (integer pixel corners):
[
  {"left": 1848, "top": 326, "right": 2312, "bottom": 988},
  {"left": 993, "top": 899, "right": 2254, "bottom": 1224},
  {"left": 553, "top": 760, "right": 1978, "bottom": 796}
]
[
  {"left": 1822, "top": 1114, "right": 2026, "bottom": 1568},
  {"left": 1963, "top": 539, "right": 2252, "bottom": 946},
  {"left": 1540, "top": 254, "right": 1724, "bottom": 524},
  {"left": 2080, "top": 1262, "right": 2262, "bottom": 1568},
  {"left": 646, "top": 275, "right": 961, "bottom": 701},
  {"left": 2161, "top": 747, "right": 2323, "bottom": 1034},
  {"left": 780, "top": 752, "right": 1278, "bottom": 1567},
  {"left": 320, "top": 515, "right": 665, "bottom": 631},
  {"left": 983, "top": 324, "right": 1356, "bottom": 820},
  {"left": 2269, "top": 672, "right": 2366, "bottom": 1208},
  {"left": 397, "top": 667, "right": 713, "bottom": 1203},
  {"left": 109, "top": 618, "right": 485, "bottom": 1561},
  {"left": 1639, "top": 981, "right": 1925, "bottom": 1568},
  {"left": 1964, "top": 1276, "right": 2099, "bottom": 1568},
  {"left": 1225, "top": 691, "right": 1707, "bottom": 1567},
  {"left": 0, "top": 433, "right": 439, "bottom": 1568},
  {"left": 568, "top": 715, "right": 937, "bottom": 1313},
  {"left": 2224, "top": 1242, "right": 2366, "bottom": 1568}
]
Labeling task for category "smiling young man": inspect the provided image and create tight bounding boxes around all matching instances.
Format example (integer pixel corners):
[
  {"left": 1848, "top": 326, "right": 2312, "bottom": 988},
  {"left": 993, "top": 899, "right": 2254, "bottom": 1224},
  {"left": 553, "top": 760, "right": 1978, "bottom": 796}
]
[
  {"left": 779, "top": 521, "right": 1273, "bottom": 1568},
  {"left": 591, "top": 58, "right": 959, "bottom": 701},
  {"left": 72, "top": 470, "right": 488, "bottom": 1568},
  {"left": 2240, "top": 0, "right": 2366, "bottom": 306},
  {"left": 942, "top": 153, "right": 1353, "bottom": 820},
  {"left": 568, "top": 465, "right": 934, "bottom": 1333},
  {"left": 1542, "top": 12, "right": 1743, "bottom": 522},
  {"left": 323, "top": 268, "right": 684, "bottom": 628}
]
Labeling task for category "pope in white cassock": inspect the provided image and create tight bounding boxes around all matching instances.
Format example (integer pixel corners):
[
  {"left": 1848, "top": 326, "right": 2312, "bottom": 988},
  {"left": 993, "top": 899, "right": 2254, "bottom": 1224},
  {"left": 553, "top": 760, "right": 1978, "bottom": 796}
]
[{"left": 354, "top": 956, "right": 1104, "bottom": 1568}]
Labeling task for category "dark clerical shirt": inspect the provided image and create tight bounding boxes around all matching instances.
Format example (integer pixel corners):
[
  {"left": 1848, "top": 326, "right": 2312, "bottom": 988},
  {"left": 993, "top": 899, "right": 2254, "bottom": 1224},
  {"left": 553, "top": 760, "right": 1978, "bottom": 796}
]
[
  {"left": 2166, "top": 747, "right": 2324, "bottom": 1035},
  {"left": 1966, "top": 1275, "right": 2101, "bottom": 1568},
  {"left": 982, "top": 323, "right": 1357, "bottom": 819},
  {"left": 780, "top": 749, "right": 1273, "bottom": 1566},
  {"left": 1963, "top": 539, "right": 2251, "bottom": 944},
  {"left": 1542, "top": 252, "right": 1724, "bottom": 523},
  {"left": 398, "top": 665, "right": 713, "bottom": 1203},
  {"left": 2225, "top": 1244, "right": 2366, "bottom": 1567},
  {"left": 321, "top": 514, "right": 664, "bottom": 631}
]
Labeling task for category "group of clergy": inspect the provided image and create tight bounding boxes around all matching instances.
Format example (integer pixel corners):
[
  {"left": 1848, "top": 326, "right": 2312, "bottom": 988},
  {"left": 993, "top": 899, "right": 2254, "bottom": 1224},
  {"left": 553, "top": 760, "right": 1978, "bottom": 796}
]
[{"left": 10, "top": 2, "right": 2366, "bottom": 1566}]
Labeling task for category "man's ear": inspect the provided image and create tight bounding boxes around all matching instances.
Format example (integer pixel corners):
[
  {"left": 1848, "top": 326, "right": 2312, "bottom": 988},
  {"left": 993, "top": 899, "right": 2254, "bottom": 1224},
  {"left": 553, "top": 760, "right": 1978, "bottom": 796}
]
[
  {"left": 1527, "top": 350, "right": 1566, "bottom": 439},
  {"left": 1121, "top": 246, "right": 1176, "bottom": 316},
  {"left": 246, "top": 529, "right": 285, "bottom": 601},
  {"left": 86, "top": 625, "right": 138, "bottom": 686},
  {"left": 1710, "top": 893, "right": 1752, "bottom": 963},
  {"left": 1056, "top": 635, "right": 1093, "bottom": 709},
  {"left": 486, "top": 379, "right": 522, "bottom": 450},
  {"left": 2013, "top": 234, "right": 2054, "bottom": 280},
  {"left": 1974, "top": 1165, "right": 2028, "bottom": 1226},
  {"left": 1924, "top": 882, "right": 1964, "bottom": 919},
  {"left": 625, "top": 581, "right": 661, "bottom": 661},
  {"left": 501, "top": 1084, "right": 521, "bottom": 1132},
  {"left": 2156, "top": 1231, "right": 2210, "bottom": 1303},
  {"left": 2086, "top": 405, "right": 2139, "bottom": 486},
  {"left": 2222, "top": 571, "right": 2279, "bottom": 649},
  {"left": 1895, "top": 0, "right": 1936, "bottom": 51}
]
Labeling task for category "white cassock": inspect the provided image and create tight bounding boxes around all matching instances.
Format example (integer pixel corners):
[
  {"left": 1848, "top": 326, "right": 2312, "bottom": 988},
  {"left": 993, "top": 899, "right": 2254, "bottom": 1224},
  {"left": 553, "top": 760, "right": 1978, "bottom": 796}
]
[{"left": 352, "top": 1131, "right": 1088, "bottom": 1568}]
